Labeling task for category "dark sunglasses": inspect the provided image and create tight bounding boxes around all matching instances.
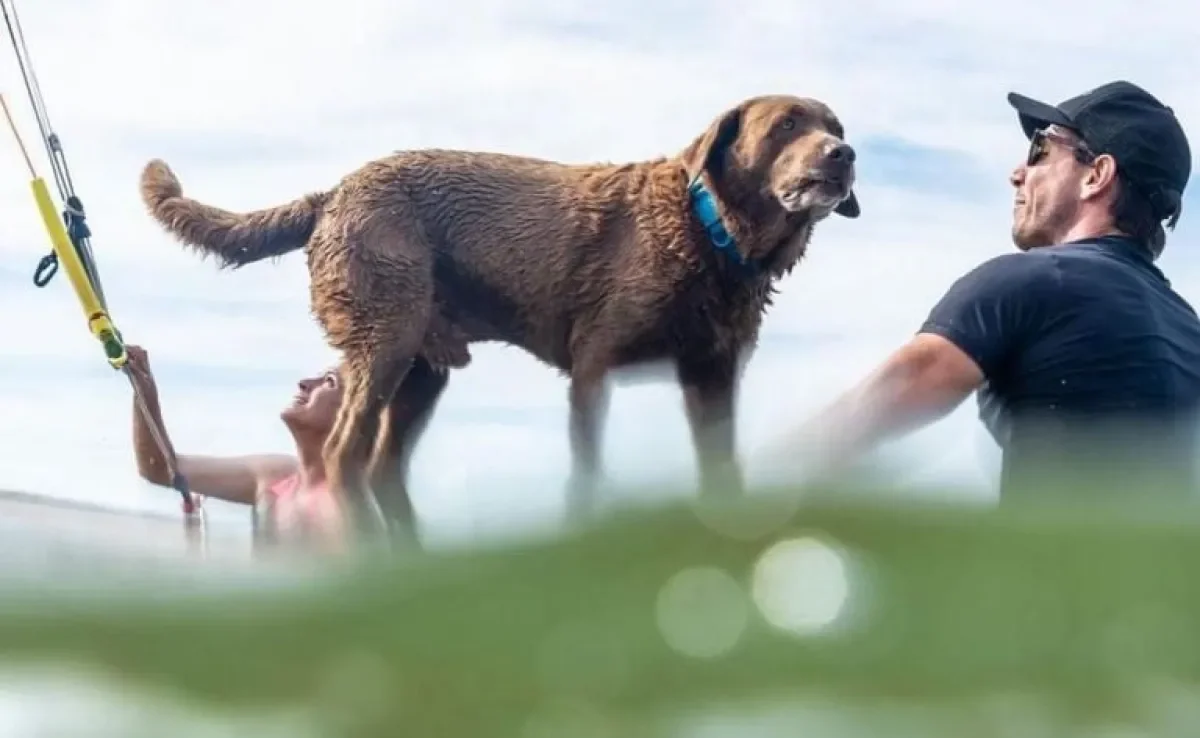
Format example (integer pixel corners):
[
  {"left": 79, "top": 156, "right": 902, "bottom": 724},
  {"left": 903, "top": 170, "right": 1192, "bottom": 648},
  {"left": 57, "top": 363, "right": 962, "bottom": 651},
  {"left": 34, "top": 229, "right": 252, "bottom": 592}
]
[{"left": 1027, "top": 127, "right": 1098, "bottom": 167}]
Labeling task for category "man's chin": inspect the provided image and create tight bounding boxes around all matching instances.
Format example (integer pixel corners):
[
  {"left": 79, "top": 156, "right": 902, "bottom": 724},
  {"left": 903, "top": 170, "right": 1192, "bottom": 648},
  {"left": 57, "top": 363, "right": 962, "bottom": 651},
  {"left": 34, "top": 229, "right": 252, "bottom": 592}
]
[{"left": 1011, "top": 227, "right": 1049, "bottom": 252}]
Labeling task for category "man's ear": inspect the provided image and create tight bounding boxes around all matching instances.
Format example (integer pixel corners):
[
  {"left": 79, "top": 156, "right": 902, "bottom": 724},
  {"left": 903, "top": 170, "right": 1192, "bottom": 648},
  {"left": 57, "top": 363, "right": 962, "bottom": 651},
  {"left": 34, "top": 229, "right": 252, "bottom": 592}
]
[
  {"left": 835, "top": 191, "right": 860, "bottom": 218},
  {"left": 681, "top": 106, "right": 742, "bottom": 183},
  {"left": 1082, "top": 152, "right": 1120, "bottom": 201}
]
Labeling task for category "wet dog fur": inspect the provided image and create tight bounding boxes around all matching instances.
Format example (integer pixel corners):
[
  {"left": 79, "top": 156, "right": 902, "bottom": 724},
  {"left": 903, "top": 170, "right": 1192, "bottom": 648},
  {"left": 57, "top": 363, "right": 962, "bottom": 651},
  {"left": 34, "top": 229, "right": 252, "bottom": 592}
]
[{"left": 138, "top": 94, "right": 860, "bottom": 543}]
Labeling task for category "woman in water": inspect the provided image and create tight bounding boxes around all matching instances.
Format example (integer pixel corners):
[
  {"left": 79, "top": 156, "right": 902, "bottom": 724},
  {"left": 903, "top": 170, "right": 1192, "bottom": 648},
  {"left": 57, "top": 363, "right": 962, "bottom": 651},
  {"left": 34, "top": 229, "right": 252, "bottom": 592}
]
[{"left": 126, "top": 344, "right": 347, "bottom": 551}]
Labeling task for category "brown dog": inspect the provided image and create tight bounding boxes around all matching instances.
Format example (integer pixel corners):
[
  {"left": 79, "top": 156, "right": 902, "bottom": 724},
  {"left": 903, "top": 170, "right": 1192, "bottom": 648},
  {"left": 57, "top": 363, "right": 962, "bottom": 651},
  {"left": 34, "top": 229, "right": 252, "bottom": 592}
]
[{"left": 137, "top": 94, "right": 860, "bottom": 542}]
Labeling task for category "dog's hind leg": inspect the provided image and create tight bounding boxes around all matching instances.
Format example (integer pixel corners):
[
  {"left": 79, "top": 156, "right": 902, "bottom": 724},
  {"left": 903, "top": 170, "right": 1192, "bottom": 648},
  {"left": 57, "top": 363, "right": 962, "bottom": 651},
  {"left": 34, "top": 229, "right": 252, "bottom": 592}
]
[
  {"left": 366, "top": 356, "right": 450, "bottom": 547},
  {"left": 324, "top": 347, "right": 418, "bottom": 540},
  {"left": 315, "top": 219, "right": 433, "bottom": 543}
]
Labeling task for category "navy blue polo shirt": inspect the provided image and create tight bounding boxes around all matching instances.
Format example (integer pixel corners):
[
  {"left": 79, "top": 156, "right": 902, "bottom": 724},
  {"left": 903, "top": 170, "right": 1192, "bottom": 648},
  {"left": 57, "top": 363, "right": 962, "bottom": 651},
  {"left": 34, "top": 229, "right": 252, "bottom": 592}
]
[{"left": 920, "top": 235, "right": 1200, "bottom": 500}]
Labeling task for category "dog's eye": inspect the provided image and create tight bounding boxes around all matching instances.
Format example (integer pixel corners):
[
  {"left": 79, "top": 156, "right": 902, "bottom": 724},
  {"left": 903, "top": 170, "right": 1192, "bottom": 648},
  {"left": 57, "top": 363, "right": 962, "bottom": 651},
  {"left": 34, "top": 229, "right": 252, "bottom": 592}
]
[{"left": 780, "top": 117, "right": 795, "bottom": 131}]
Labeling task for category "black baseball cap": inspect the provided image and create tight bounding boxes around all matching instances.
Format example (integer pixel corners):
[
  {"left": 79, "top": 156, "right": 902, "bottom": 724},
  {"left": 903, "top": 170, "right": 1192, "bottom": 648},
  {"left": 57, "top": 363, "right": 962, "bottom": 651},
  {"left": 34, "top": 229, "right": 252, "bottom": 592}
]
[{"left": 1007, "top": 80, "right": 1191, "bottom": 228}]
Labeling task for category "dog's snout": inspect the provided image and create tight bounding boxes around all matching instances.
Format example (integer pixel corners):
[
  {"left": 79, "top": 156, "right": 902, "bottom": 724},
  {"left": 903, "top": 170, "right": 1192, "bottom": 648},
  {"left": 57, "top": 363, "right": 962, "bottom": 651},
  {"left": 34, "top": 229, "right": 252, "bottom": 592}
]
[{"left": 827, "top": 142, "right": 856, "bottom": 164}]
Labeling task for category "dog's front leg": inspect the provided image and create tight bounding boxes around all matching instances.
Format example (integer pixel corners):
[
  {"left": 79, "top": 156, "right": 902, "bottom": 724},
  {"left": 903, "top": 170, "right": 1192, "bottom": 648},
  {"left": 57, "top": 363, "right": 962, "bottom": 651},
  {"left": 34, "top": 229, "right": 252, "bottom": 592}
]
[
  {"left": 565, "top": 369, "right": 610, "bottom": 523},
  {"left": 678, "top": 356, "right": 744, "bottom": 497}
]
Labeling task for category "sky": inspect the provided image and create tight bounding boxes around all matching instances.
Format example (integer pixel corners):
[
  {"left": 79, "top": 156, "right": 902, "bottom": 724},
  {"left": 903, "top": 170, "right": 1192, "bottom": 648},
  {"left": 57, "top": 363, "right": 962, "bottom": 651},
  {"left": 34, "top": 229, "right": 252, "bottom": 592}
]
[{"left": 1, "top": 0, "right": 1199, "bottom": 545}]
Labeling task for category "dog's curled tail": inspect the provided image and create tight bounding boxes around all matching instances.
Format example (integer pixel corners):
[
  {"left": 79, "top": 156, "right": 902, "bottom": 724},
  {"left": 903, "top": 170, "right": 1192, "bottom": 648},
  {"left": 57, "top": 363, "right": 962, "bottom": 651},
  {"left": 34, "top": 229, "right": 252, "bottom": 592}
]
[{"left": 139, "top": 158, "right": 331, "bottom": 268}]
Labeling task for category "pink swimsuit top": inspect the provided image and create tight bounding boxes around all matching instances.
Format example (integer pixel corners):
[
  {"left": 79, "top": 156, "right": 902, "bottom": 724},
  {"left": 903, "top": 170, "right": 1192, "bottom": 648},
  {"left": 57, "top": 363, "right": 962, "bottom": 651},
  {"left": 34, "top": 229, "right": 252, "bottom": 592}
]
[{"left": 255, "top": 472, "right": 345, "bottom": 551}]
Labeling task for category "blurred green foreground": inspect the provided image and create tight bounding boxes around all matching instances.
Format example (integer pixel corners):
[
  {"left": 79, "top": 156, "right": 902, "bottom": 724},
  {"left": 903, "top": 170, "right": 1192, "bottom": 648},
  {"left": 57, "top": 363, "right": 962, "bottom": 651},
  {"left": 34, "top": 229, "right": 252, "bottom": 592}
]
[{"left": 2, "top": 484, "right": 1200, "bottom": 737}]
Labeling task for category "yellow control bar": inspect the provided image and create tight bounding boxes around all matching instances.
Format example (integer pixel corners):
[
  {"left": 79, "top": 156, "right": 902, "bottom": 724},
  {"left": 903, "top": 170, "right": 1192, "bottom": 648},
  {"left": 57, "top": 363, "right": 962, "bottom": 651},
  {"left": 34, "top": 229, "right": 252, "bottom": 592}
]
[
  {"left": 29, "top": 176, "right": 127, "bottom": 367},
  {"left": 2, "top": 92, "right": 127, "bottom": 369}
]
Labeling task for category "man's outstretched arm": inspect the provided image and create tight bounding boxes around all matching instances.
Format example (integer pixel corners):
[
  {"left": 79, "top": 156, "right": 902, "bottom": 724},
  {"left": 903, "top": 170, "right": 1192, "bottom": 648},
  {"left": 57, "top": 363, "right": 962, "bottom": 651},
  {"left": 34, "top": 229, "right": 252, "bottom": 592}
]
[
  {"left": 771, "top": 333, "right": 985, "bottom": 475},
  {"left": 763, "top": 252, "right": 1056, "bottom": 477}
]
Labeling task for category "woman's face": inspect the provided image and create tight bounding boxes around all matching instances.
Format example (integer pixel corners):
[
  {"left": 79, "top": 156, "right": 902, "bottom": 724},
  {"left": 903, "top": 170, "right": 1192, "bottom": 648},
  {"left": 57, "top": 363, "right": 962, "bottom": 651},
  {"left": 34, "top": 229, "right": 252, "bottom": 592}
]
[{"left": 280, "top": 368, "right": 343, "bottom": 433}]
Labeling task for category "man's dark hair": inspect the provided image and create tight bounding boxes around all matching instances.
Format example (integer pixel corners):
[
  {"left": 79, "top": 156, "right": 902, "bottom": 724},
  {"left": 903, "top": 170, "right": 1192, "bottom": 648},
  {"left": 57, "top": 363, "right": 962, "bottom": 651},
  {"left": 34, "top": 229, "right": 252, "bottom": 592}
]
[
  {"left": 1110, "top": 174, "right": 1167, "bottom": 259},
  {"left": 1064, "top": 136, "right": 1169, "bottom": 260},
  {"left": 1070, "top": 145, "right": 1161, "bottom": 258}
]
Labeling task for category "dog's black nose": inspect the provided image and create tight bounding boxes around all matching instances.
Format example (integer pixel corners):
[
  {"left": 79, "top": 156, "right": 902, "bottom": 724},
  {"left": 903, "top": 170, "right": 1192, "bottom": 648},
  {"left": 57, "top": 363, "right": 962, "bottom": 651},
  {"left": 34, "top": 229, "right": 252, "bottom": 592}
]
[{"left": 828, "top": 143, "right": 856, "bottom": 164}]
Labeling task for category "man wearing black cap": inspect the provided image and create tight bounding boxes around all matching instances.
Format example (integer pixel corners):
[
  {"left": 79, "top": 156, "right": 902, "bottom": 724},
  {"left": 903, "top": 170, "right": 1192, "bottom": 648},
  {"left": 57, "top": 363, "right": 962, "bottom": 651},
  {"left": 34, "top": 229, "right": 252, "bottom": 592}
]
[{"left": 772, "top": 80, "right": 1200, "bottom": 501}]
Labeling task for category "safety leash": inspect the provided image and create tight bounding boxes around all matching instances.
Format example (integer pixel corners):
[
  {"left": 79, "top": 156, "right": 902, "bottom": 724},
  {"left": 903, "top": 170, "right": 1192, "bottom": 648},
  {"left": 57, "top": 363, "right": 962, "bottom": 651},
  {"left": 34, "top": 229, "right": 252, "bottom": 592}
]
[{"left": 2, "top": 0, "right": 207, "bottom": 555}]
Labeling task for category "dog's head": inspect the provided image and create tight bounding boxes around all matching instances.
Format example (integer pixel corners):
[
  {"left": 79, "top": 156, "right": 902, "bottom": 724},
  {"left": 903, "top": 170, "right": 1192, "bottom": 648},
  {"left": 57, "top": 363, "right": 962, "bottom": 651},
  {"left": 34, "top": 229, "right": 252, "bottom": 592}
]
[{"left": 680, "top": 95, "right": 859, "bottom": 264}]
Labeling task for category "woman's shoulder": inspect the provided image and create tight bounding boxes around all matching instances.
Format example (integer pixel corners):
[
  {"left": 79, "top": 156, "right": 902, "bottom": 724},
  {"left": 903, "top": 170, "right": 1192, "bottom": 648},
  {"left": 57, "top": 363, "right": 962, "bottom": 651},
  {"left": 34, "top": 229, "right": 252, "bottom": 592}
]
[{"left": 248, "top": 454, "right": 301, "bottom": 482}]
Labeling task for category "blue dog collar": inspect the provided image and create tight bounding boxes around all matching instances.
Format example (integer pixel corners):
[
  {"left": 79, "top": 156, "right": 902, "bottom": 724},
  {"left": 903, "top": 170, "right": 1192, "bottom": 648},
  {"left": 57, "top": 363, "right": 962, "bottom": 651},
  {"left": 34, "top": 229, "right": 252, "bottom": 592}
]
[{"left": 687, "top": 176, "right": 748, "bottom": 268}]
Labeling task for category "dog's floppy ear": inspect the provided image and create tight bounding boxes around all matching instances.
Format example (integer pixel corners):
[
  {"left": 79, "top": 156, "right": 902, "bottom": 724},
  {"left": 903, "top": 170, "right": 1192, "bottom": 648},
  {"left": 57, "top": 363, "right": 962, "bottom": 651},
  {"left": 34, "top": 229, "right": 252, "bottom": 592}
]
[
  {"left": 835, "top": 190, "right": 860, "bottom": 218},
  {"left": 682, "top": 106, "right": 743, "bottom": 182}
]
